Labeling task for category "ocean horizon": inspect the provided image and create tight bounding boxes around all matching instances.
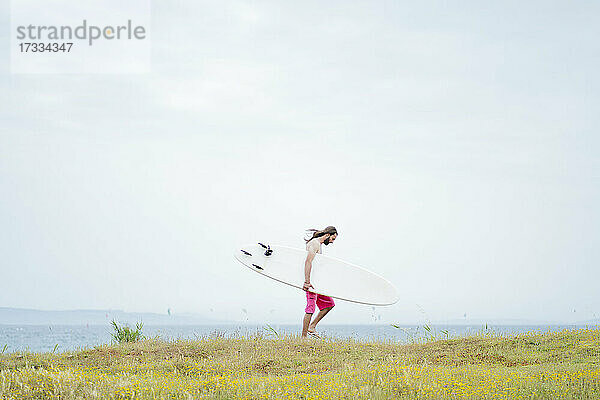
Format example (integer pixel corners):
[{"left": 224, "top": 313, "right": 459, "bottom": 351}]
[{"left": 1, "top": 323, "right": 595, "bottom": 354}]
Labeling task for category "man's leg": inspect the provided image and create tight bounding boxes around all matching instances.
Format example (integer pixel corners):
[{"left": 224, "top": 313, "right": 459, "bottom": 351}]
[
  {"left": 302, "top": 313, "right": 313, "bottom": 337},
  {"left": 302, "top": 291, "right": 317, "bottom": 337},
  {"left": 308, "top": 306, "right": 333, "bottom": 332},
  {"left": 309, "top": 295, "right": 335, "bottom": 332}
]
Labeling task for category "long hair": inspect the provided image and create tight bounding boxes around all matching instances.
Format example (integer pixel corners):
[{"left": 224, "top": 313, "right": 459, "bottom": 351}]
[{"left": 304, "top": 226, "right": 338, "bottom": 243}]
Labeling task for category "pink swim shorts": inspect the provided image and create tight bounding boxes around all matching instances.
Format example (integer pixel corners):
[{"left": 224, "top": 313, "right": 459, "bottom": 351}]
[{"left": 305, "top": 291, "right": 335, "bottom": 314}]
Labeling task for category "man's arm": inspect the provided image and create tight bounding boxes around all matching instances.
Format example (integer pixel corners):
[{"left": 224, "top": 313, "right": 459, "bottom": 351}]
[{"left": 303, "top": 242, "right": 318, "bottom": 290}]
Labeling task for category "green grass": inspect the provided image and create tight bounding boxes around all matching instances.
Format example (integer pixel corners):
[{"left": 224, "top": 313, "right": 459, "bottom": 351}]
[
  {"left": 110, "top": 320, "right": 145, "bottom": 344},
  {"left": 1, "top": 327, "right": 599, "bottom": 399}
]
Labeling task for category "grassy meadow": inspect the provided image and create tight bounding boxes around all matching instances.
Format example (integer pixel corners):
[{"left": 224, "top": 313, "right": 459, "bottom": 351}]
[{"left": 1, "top": 327, "right": 599, "bottom": 399}]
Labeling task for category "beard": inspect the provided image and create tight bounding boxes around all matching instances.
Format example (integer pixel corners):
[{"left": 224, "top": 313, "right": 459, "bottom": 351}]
[{"left": 324, "top": 237, "right": 330, "bottom": 245}]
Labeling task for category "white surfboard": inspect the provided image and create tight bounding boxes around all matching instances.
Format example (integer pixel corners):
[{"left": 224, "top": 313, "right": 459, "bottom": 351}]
[{"left": 234, "top": 243, "right": 399, "bottom": 306}]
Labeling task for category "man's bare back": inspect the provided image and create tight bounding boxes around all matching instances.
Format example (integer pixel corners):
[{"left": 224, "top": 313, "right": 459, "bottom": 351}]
[{"left": 306, "top": 238, "right": 322, "bottom": 254}]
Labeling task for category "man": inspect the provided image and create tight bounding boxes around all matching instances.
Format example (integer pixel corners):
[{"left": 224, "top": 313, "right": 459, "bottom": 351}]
[{"left": 302, "top": 226, "right": 338, "bottom": 338}]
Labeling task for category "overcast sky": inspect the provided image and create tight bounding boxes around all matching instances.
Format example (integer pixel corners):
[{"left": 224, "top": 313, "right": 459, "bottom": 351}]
[{"left": 0, "top": 0, "right": 598, "bottom": 325}]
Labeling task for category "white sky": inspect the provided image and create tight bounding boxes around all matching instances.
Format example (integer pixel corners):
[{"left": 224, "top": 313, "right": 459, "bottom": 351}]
[{"left": 0, "top": 0, "right": 598, "bottom": 325}]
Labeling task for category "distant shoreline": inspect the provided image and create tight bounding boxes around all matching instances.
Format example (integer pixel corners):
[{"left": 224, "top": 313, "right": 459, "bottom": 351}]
[{"left": 3, "top": 307, "right": 597, "bottom": 326}]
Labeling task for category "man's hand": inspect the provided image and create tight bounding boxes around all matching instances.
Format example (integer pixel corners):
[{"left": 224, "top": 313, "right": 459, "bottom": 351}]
[{"left": 303, "top": 281, "right": 313, "bottom": 291}]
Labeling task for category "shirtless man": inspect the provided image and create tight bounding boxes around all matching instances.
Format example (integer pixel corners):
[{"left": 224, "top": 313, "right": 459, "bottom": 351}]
[{"left": 301, "top": 226, "right": 338, "bottom": 337}]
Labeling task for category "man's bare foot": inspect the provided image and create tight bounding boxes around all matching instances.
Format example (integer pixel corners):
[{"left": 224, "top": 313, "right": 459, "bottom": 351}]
[
  {"left": 307, "top": 330, "right": 322, "bottom": 339},
  {"left": 307, "top": 325, "right": 322, "bottom": 338}
]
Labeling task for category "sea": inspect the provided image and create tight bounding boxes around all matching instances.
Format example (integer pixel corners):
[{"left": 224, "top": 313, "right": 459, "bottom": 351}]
[{"left": 0, "top": 324, "right": 593, "bottom": 354}]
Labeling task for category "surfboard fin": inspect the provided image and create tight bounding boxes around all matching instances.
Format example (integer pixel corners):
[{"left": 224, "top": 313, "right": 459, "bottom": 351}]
[
  {"left": 240, "top": 249, "right": 252, "bottom": 256},
  {"left": 258, "top": 243, "right": 273, "bottom": 256},
  {"left": 252, "top": 263, "right": 263, "bottom": 270}
]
